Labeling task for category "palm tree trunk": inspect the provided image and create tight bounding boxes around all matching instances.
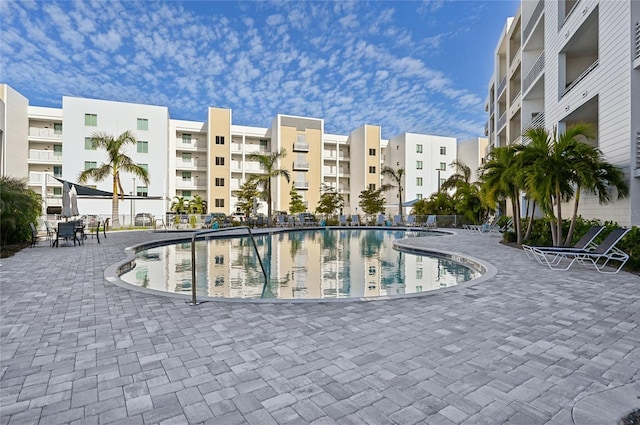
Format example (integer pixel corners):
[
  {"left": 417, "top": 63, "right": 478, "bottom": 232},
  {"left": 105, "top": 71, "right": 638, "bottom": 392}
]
[
  {"left": 267, "top": 180, "right": 272, "bottom": 226},
  {"left": 111, "top": 183, "right": 120, "bottom": 228},
  {"left": 564, "top": 188, "right": 581, "bottom": 246},
  {"left": 555, "top": 180, "right": 563, "bottom": 246},
  {"left": 524, "top": 200, "right": 536, "bottom": 240},
  {"left": 548, "top": 195, "right": 557, "bottom": 246},
  {"left": 511, "top": 191, "right": 522, "bottom": 245},
  {"left": 398, "top": 189, "right": 403, "bottom": 223}
]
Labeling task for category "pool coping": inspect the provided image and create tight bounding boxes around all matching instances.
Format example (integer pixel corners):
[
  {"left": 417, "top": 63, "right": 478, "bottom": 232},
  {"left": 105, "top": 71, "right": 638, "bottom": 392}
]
[{"left": 104, "top": 226, "right": 498, "bottom": 304}]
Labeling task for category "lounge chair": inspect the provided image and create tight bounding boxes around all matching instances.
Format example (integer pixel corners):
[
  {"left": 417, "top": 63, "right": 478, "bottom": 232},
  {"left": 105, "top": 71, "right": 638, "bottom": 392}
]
[
  {"left": 339, "top": 215, "right": 347, "bottom": 226},
  {"left": 393, "top": 215, "right": 402, "bottom": 226},
  {"left": 478, "top": 217, "right": 513, "bottom": 236},
  {"left": 522, "top": 226, "right": 605, "bottom": 260},
  {"left": 351, "top": 215, "right": 360, "bottom": 226},
  {"left": 423, "top": 215, "right": 436, "bottom": 229},
  {"left": 287, "top": 215, "right": 296, "bottom": 227},
  {"left": 202, "top": 215, "right": 213, "bottom": 229},
  {"left": 465, "top": 216, "right": 497, "bottom": 231},
  {"left": 376, "top": 214, "right": 386, "bottom": 226},
  {"left": 276, "top": 215, "right": 286, "bottom": 227},
  {"left": 406, "top": 215, "right": 417, "bottom": 227},
  {"left": 528, "top": 227, "right": 630, "bottom": 274}
]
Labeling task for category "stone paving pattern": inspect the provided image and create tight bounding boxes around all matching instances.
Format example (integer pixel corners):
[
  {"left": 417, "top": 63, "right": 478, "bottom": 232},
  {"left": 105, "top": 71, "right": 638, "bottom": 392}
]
[{"left": 1, "top": 229, "right": 638, "bottom": 424}]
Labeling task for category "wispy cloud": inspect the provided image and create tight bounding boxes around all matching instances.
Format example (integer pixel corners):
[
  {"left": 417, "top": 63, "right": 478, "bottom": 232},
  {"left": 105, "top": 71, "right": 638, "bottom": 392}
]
[{"left": 0, "top": 0, "right": 517, "bottom": 139}]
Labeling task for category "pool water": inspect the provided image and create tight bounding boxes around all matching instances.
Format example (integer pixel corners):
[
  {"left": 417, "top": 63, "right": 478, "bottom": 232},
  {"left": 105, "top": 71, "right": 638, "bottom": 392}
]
[{"left": 121, "top": 229, "right": 478, "bottom": 300}]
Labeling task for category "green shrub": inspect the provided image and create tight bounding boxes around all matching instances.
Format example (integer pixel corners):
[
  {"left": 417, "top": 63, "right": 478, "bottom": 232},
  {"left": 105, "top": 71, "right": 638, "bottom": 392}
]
[{"left": 0, "top": 177, "right": 42, "bottom": 247}]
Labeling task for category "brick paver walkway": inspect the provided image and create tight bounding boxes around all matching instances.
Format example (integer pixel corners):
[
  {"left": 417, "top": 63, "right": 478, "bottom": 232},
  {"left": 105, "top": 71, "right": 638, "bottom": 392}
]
[{"left": 1, "top": 229, "right": 638, "bottom": 424}]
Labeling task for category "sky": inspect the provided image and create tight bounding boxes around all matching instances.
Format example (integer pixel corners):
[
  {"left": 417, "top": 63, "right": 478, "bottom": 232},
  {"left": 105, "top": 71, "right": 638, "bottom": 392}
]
[{"left": 0, "top": 0, "right": 518, "bottom": 140}]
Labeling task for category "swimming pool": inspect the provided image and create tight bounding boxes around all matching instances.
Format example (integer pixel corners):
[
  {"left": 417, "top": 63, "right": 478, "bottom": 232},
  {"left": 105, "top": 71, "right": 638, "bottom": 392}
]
[{"left": 120, "top": 229, "right": 479, "bottom": 300}]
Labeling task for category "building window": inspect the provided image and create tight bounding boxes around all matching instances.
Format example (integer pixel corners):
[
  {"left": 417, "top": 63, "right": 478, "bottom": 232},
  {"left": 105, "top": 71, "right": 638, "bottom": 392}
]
[
  {"left": 440, "top": 178, "right": 446, "bottom": 187},
  {"left": 84, "top": 114, "right": 97, "bottom": 126},
  {"left": 136, "top": 186, "right": 148, "bottom": 197},
  {"left": 369, "top": 148, "right": 376, "bottom": 156},
  {"left": 416, "top": 177, "right": 423, "bottom": 186},
  {"left": 54, "top": 123, "right": 62, "bottom": 135},
  {"left": 53, "top": 145, "right": 62, "bottom": 156},
  {"left": 416, "top": 269, "right": 423, "bottom": 279},
  {"left": 215, "top": 136, "right": 225, "bottom": 145},
  {"left": 84, "top": 161, "right": 97, "bottom": 170},
  {"left": 440, "top": 146, "right": 447, "bottom": 155},
  {"left": 260, "top": 139, "right": 268, "bottom": 149},
  {"left": 416, "top": 161, "right": 423, "bottom": 170},
  {"left": 417, "top": 193, "right": 423, "bottom": 200},
  {"left": 440, "top": 162, "right": 447, "bottom": 171},
  {"left": 53, "top": 187, "right": 62, "bottom": 196},
  {"left": 137, "top": 141, "right": 148, "bottom": 153},
  {"left": 215, "top": 178, "right": 225, "bottom": 187},
  {"left": 182, "top": 190, "right": 191, "bottom": 199},
  {"left": 137, "top": 118, "right": 149, "bottom": 131},
  {"left": 416, "top": 144, "right": 423, "bottom": 153},
  {"left": 84, "top": 138, "right": 95, "bottom": 150},
  {"left": 182, "top": 171, "right": 191, "bottom": 181},
  {"left": 182, "top": 134, "right": 192, "bottom": 143},
  {"left": 215, "top": 157, "right": 225, "bottom": 166},
  {"left": 215, "top": 255, "right": 224, "bottom": 265},
  {"left": 215, "top": 198, "right": 225, "bottom": 208},
  {"left": 369, "top": 166, "right": 376, "bottom": 173},
  {"left": 369, "top": 183, "right": 376, "bottom": 190},
  {"left": 53, "top": 165, "right": 62, "bottom": 176},
  {"left": 181, "top": 152, "right": 192, "bottom": 161},
  {"left": 138, "top": 164, "right": 148, "bottom": 172}
]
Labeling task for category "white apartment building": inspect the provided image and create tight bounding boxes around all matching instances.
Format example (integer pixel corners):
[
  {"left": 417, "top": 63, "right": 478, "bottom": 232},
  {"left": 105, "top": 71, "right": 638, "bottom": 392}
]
[
  {"left": 1, "top": 84, "right": 473, "bottom": 223},
  {"left": 486, "top": 0, "right": 640, "bottom": 227}
]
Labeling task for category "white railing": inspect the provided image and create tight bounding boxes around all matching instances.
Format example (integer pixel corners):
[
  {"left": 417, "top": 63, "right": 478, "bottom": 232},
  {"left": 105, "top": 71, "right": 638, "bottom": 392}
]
[
  {"left": 489, "top": 102, "right": 495, "bottom": 116},
  {"left": 294, "top": 181, "right": 309, "bottom": 189},
  {"left": 29, "top": 172, "right": 62, "bottom": 184},
  {"left": 324, "top": 167, "right": 336, "bottom": 175},
  {"left": 523, "top": 51, "right": 545, "bottom": 94},
  {"left": 497, "top": 76, "right": 507, "bottom": 97},
  {"left": 339, "top": 168, "right": 350, "bottom": 176},
  {"left": 29, "top": 127, "right": 62, "bottom": 139},
  {"left": 293, "top": 161, "right": 309, "bottom": 170},
  {"left": 231, "top": 143, "right": 242, "bottom": 152},
  {"left": 522, "top": 112, "right": 546, "bottom": 141},
  {"left": 177, "top": 138, "right": 206, "bottom": 149},
  {"left": 176, "top": 178, "right": 207, "bottom": 189},
  {"left": 523, "top": 0, "right": 544, "bottom": 43},
  {"left": 324, "top": 150, "right": 337, "bottom": 158},
  {"left": 497, "top": 112, "right": 507, "bottom": 131},
  {"left": 175, "top": 159, "right": 207, "bottom": 169},
  {"left": 636, "top": 132, "right": 640, "bottom": 169},
  {"left": 29, "top": 150, "right": 62, "bottom": 162},
  {"left": 563, "top": 59, "right": 598, "bottom": 97},
  {"left": 338, "top": 153, "right": 350, "bottom": 160},
  {"left": 293, "top": 142, "right": 309, "bottom": 151}
]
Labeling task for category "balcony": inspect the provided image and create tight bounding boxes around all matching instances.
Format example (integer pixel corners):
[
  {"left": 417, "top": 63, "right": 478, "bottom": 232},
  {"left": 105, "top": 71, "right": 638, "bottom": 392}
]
[
  {"left": 497, "top": 76, "right": 507, "bottom": 98},
  {"left": 324, "top": 150, "right": 337, "bottom": 159},
  {"left": 176, "top": 178, "right": 207, "bottom": 189},
  {"left": 324, "top": 167, "right": 336, "bottom": 176},
  {"left": 231, "top": 143, "right": 242, "bottom": 152},
  {"left": 293, "top": 181, "right": 309, "bottom": 190},
  {"left": 523, "top": 0, "right": 544, "bottom": 44},
  {"left": 489, "top": 102, "right": 495, "bottom": 116},
  {"left": 522, "top": 112, "right": 546, "bottom": 141},
  {"left": 176, "top": 138, "right": 207, "bottom": 150},
  {"left": 338, "top": 152, "right": 350, "bottom": 160},
  {"left": 176, "top": 159, "right": 207, "bottom": 169},
  {"left": 29, "top": 127, "right": 62, "bottom": 139},
  {"left": 523, "top": 51, "right": 545, "bottom": 95},
  {"left": 484, "top": 121, "right": 489, "bottom": 137},
  {"left": 292, "top": 161, "right": 309, "bottom": 171},
  {"left": 635, "top": 22, "right": 640, "bottom": 68},
  {"left": 29, "top": 150, "right": 62, "bottom": 163},
  {"left": 497, "top": 112, "right": 507, "bottom": 132},
  {"left": 562, "top": 60, "right": 598, "bottom": 97},
  {"left": 293, "top": 142, "right": 309, "bottom": 152},
  {"left": 29, "top": 172, "right": 62, "bottom": 185}
]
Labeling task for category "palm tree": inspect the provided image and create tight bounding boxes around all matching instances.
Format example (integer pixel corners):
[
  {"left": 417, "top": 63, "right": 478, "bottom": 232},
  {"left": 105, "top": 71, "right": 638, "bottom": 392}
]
[
  {"left": 479, "top": 144, "right": 523, "bottom": 244},
  {"left": 442, "top": 160, "right": 488, "bottom": 225},
  {"left": 78, "top": 131, "right": 149, "bottom": 228},
  {"left": 246, "top": 149, "right": 290, "bottom": 226},
  {"left": 441, "top": 160, "right": 472, "bottom": 191},
  {"left": 381, "top": 166, "right": 405, "bottom": 222},
  {"left": 188, "top": 194, "right": 207, "bottom": 214},
  {"left": 170, "top": 196, "right": 188, "bottom": 213}
]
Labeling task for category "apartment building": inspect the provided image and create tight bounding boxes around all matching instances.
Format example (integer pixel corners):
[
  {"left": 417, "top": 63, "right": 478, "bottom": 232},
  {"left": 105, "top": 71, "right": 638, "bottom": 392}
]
[
  {"left": 486, "top": 0, "right": 640, "bottom": 227},
  {"left": 1, "top": 84, "right": 473, "bottom": 221}
]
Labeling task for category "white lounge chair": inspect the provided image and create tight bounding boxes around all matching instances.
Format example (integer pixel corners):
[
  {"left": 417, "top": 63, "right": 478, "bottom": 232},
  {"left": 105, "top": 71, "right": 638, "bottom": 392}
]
[
  {"left": 528, "top": 228, "right": 630, "bottom": 274},
  {"left": 339, "top": 215, "right": 348, "bottom": 226},
  {"left": 523, "top": 226, "right": 604, "bottom": 261},
  {"left": 376, "top": 214, "right": 386, "bottom": 226},
  {"left": 350, "top": 215, "right": 360, "bottom": 226},
  {"left": 423, "top": 215, "right": 436, "bottom": 229}
]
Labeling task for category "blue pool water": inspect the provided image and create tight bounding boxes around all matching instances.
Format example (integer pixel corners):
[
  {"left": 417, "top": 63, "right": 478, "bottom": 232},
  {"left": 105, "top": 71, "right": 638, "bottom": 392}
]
[{"left": 120, "top": 229, "right": 478, "bottom": 300}]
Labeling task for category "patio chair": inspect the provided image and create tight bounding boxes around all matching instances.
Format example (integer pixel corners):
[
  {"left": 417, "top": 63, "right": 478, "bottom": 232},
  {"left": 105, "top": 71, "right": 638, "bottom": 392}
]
[
  {"left": 202, "top": 215, "right": 213, "bottom": 229},
  {"left": 465, "top": 216, "right": 497, "bottom": 231},
  {"left": 276, "top": 215, "right": 286, "bottom": 227},
  {"left": 339, "top": 215, "right": 347, "bottom": 226},
  {"left": 29, "top": 223, "right": 47, "bottom": 247},
  {"left": 44, "top": 221, "right": 55, "bottom": 245},
  {"left": 423, "top": 215, "right": 436, "bottom": 229},
  {"left": 406, "top": 215, "right": 417, "bottom": 227},
  {"left": 522, "top": 226, "right": 605, "bottom": 261},
  {"left": 393, "top": 215, "right": 402, "bottom": 226},
  {"left": 478, "top": 217, "right": 513, "bottom": 236},
  {"left": 52, "top": 221, "right": 79, "bottom": 247},
  {"left": 287, "top": 215, "right": 296, "bottom": 227},
  {"left": 376, "top": 214, "right": 386, "bottom": 226},
  {"left": 350, "top": 215, "right": 360, "bottom": 226},
  {"left": 528, "top": 227, "right": 630, "bottom": 274}
]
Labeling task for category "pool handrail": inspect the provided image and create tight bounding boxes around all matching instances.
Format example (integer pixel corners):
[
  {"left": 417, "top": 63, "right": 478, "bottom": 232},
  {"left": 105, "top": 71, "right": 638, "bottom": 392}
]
[{"left": 190, "top": 226, "right": 268, "bottom": 305}]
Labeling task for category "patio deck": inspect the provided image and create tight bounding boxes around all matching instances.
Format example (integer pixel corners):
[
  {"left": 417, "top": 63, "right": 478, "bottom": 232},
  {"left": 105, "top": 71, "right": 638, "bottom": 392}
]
[{"left": 1, "top": 229, "right": 638, "bottom": 424}]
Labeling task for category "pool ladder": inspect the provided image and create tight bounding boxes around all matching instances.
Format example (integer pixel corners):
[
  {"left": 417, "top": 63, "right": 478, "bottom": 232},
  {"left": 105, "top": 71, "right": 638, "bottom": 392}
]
[{"left": 190, "top": 226, "right": 268, "bottom": 305}]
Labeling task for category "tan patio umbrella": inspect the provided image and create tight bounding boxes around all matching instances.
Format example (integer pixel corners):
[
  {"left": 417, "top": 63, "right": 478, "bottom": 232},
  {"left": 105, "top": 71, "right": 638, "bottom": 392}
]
[{"left": 70, "top": 185, "right": 80, "bottom": 216}]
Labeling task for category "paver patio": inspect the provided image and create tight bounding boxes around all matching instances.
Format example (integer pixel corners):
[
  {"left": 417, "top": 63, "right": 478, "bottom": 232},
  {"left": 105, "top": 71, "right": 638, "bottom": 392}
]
[{"left": 1, "top": 228, "right": 638, "bottom": 424}]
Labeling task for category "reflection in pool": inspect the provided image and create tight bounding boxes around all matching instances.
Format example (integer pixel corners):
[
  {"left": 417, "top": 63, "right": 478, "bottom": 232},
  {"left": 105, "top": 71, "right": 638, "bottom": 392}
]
[{"left": 121, "top": 229, "right": 478, "bottom": 300}]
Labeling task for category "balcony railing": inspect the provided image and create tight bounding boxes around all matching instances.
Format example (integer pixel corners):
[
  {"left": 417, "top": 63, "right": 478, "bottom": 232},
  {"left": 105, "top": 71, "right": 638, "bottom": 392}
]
[
  {"left": 293, "top": 181, "right": 309, "bottom": 190},
  {"left": 562, "top": 0, "right": 581, "bottom": 27},
  {"left": 29, "top": 128, "right": 62, "bottom": 139},
  {"left": 339, "top": 168, "right": 350, "bottom": 176},
  {"left": 324, "top": 167, "right": 337, "bottom": 176},
  {"left": 176, "top": 178, "right": 207, "bottom": 189},
  {"left": 636, "top": 132, "right": 640, "bottom": 169},
  {"left": 523, "top": 51, "right": 545, "bottom": 94},
  {"left": 522, "top": 112, "right": 546, "bottom": 141},
  {"left": 293, "top": 161, "right": 309, "bottom": 170},
  {"left": 293, "top": 142, "right": 309, "bottom": 152},
  {"left": 177, "top": 138, "right": 206, "bottom": 149},
  {"left": 523, "top": 0, "right": 544, "bottom": 43},
  {"left": 489, "top": 102, "right": 495, "bottom": 116},
  {"left": 29, "top": 172, "right": 62, "bottom": 184},
  {"left": 176, "top": 159, "right": 207, "bottom": 169},
  {"left": 562, "top": 59, "right": 598, "bottom": 97},
  {"left": 484, "top": 121, "right": 489, "bottom": 137},
  {"left": 29, "top": 150, "right": 62, "bottom": 162},
  {"left": 497, "top": 112, "right": 507, "bottom": 131},
  {"left": 497, "top": 76, "right": 507, "bottom": 97},
  {"left": 635, "top": 21, "right": 640, "bottom": 60}
]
